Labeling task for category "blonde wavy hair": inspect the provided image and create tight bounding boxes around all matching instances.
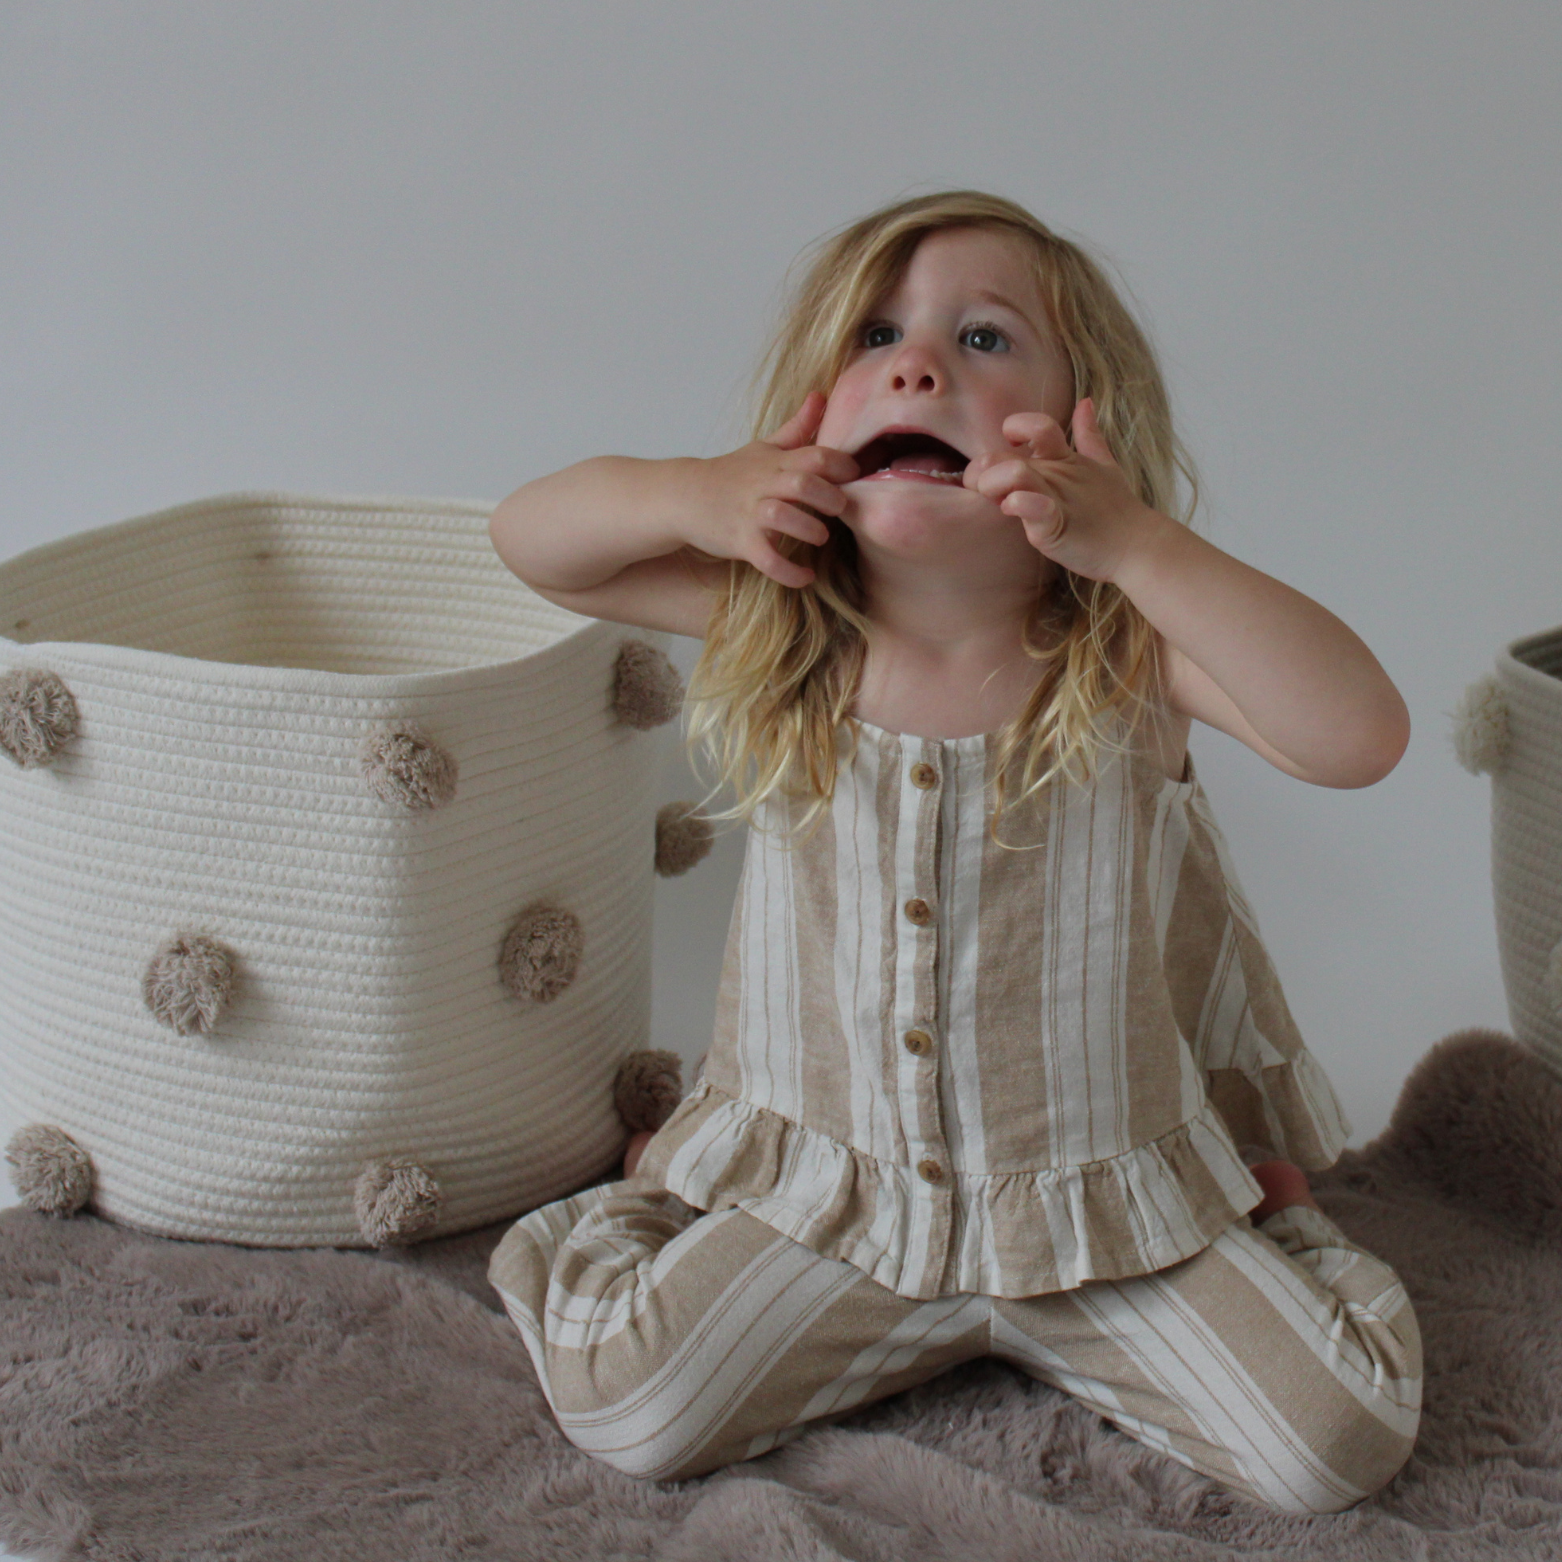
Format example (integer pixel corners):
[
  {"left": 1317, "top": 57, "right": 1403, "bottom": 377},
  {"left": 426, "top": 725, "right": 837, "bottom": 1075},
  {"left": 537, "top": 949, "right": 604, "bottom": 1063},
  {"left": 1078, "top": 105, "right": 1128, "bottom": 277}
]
[{"left": 686, "top": 190, "right": 1199, "bottom": 841}]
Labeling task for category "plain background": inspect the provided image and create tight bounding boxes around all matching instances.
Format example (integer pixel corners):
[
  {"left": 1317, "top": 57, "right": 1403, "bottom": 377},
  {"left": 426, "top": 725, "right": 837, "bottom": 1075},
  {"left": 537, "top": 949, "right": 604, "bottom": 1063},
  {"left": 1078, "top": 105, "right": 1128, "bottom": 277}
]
[{"left": 2, "top": 1, "right": 1558, "bottom": 1267}]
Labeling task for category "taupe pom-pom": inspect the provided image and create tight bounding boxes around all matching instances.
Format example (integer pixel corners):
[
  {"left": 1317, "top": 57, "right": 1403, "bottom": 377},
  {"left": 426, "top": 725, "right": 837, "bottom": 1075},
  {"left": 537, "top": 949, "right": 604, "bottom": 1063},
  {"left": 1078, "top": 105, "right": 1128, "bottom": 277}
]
[
  {"left": 0, "top": 667, "right": 79, "bottom": 768},
  {"left": 612, "top": 641, "right": 684, "bottom": 730},
  {"left": 500, "top": 905, "right": 584, "bottom": 1002},
  {"left": 360, "top": 724, "right": 458, "bottom": 809},
  {"left": 655, "top": 801, "right": 715, "bottom": 877},
  {"left": 354, "top": 1157, "right": 442, "bottom": 1246},
  {"left": 614, "top": 1049, "right": 684, "bottom": 1133},
  {"left": 1452, "top": 676, "right": 1510, "bottom": 775},
  {"left": 6, "top": 1124, "right": 93, "bottom": 1216},
  {"left": 142, "top": 934, "right": 237, "bottom": 1036}
]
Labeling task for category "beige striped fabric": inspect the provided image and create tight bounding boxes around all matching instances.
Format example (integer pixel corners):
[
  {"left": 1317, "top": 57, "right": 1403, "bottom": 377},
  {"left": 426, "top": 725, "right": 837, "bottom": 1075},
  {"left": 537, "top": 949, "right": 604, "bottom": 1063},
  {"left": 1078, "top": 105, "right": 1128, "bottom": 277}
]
[
  {"left": 488, "top": 1182, "right": 1421, "bottom": 1511},
  {"left": 638, "top": 718, "right": 1352, "bottom": 1300}
]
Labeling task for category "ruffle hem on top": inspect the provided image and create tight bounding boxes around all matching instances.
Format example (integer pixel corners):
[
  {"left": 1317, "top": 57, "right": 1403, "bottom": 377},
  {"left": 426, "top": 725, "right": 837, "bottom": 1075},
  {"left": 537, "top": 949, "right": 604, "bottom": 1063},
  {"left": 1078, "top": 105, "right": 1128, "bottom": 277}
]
[{"left": 635, "top": 1078, "right": 1283, "bottom": 1300}]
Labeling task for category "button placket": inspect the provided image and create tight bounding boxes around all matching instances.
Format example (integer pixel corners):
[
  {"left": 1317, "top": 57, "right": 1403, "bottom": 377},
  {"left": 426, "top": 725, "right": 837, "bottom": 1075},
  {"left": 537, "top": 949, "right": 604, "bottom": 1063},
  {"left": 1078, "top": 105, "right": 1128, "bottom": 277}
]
[{"left": 895, "top": 741, "right": 953, "bottom": 1260}]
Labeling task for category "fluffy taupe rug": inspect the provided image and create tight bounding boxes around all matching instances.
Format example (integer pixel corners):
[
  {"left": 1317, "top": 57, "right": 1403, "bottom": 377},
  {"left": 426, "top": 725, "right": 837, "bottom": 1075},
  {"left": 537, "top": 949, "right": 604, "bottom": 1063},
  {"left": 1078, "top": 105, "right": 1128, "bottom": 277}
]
[{"left": 3, "top": 1028, "right": 1562, "bottom": 1561}]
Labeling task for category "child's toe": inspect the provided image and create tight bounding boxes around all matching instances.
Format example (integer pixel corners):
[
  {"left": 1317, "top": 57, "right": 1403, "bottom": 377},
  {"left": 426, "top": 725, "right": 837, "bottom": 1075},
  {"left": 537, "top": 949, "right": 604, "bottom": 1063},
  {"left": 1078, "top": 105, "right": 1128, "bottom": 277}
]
[{"left": 1248, "top": 1159, "right": 1318, "bottom": 1222}]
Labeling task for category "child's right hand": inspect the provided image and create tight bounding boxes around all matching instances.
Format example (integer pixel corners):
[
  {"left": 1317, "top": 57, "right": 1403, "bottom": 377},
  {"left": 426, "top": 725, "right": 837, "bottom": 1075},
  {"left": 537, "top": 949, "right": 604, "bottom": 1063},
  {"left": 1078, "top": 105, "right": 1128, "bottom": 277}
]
[
  {"left": 682, "top": 392, "right": 858, "bottom": 588},
  {"left": 489, "top": 392, "right": 857, "bottom": 637}
]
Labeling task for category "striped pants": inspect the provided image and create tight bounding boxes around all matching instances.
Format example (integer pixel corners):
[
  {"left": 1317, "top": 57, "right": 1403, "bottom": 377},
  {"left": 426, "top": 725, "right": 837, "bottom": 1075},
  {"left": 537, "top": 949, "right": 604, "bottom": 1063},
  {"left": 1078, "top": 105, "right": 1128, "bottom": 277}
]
[{"left": 488, "top": 1182, "right": 1421, "bottom": 1513}]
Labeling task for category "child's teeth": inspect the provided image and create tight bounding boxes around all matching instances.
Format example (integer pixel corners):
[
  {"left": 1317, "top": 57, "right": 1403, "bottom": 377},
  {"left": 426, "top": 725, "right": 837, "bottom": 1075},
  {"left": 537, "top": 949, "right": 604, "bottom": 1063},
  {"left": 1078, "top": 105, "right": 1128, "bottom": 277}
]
[{"left": 888, "top": 455, "right": 964, "bottom": 480}]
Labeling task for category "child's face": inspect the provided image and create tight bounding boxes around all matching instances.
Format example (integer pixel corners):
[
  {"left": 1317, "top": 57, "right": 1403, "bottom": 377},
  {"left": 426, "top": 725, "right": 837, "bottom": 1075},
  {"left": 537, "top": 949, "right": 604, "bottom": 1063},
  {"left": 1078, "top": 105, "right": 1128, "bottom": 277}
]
[{"left": 816, "top": 226, "right": 1075, "bottom": 560}]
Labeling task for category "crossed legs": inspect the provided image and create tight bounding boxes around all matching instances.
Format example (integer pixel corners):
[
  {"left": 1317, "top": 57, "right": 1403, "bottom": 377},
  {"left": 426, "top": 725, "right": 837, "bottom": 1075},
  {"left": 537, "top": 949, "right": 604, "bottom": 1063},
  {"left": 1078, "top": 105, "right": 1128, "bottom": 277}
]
[{"left": 489, "top": 1183, "right": 1420, "bottom": 1512}]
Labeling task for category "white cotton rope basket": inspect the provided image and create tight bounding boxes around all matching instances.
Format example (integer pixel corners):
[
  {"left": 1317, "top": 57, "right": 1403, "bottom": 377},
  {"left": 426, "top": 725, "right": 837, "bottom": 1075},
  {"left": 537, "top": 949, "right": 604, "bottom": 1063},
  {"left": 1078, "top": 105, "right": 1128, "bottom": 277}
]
[
  {"left": 1489, "top": 626, "right": 1562, "bottom": 1075},
  {"left": 0, "top": 492, "right": 668, "bottom": 1245}
]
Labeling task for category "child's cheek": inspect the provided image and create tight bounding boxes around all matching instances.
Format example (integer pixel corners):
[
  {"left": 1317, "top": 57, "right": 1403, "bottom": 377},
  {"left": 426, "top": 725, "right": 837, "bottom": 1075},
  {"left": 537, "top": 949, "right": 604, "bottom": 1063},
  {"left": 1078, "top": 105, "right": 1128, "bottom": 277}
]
[{"left": 816, "top": 377, "right": 869, "bottom": 453}]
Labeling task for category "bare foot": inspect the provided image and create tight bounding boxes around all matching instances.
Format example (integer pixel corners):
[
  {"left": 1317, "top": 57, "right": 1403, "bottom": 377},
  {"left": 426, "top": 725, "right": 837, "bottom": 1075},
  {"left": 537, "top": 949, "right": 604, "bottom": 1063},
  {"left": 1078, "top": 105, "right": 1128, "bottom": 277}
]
[
  {"left": 1248, "top": 1159, "right": 1320, "bottom": 1223},
  {"left": 623, "top": 1130, "right": 654, "bottom": 1178}
]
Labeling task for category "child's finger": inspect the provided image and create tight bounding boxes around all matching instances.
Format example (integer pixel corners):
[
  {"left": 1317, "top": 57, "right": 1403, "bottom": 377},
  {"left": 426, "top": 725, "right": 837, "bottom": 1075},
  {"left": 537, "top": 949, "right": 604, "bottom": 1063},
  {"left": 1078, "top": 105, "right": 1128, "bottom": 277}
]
[
  {"left": 787, "top": 444, "right": 859, "bottom": 485},
  {"left": 757, "top": 498, "right": 832, "bottom": 547},
  {"left": 1002, "top": 412, "right": 1070, "bottom": 460},
  {"left": 961, "top": 450, "right": 1015, "bottom": 489},
  {"left": 1003, "top": 489, "right": 1065, "bottom": 547},
  {"left": 961, "top": 452, "right": 994, "bottom": 488},
  {"left": 968, "top": 457, "right": 1051, "bottom": 501},
  {"left": 751, "top": 538, "right": 817, "bottom": 588},
  {"left": 775, "top": 470, "right": 851, "bottom": 518},
  {"left": 770, "top": 391, "right": 827, "bottom": 451},
  {"left": 1069, "top": 397, "right": 1117, "bottom": 465}
]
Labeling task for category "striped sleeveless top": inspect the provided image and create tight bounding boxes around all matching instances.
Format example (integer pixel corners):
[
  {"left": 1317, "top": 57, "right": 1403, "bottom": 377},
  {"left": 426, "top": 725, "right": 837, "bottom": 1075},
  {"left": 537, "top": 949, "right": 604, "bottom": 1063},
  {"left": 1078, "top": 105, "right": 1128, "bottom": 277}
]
[{"left": 637, "top": 716, "right": 1352, "bottom": 1301}]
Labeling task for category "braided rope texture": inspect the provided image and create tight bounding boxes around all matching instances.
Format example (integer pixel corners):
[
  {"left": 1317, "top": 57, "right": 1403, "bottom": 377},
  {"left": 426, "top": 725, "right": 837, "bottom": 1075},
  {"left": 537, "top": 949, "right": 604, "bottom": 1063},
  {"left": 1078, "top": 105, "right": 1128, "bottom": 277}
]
[
  {"left": 0, "top": 493, "right": 665, "bottom": 1244},
  {"left": 1490, "top": 625, "right": 1562, "bottom": 1073}
]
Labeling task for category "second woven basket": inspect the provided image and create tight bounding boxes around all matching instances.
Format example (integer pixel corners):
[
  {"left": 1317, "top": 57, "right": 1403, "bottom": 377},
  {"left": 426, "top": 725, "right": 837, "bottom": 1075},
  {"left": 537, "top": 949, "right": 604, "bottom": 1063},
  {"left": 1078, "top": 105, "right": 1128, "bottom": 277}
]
[{"left": 1455, "top": 622, "right": 1562, "bottom": 1076}]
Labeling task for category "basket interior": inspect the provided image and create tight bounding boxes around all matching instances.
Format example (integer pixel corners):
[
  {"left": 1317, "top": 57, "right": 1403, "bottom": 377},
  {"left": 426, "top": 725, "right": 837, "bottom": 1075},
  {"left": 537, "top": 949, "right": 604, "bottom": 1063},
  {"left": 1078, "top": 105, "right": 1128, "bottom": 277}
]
[
  {"left": 0, "top": 497, "right": 585, "bottom": 675},
  {"left": 1511, "top": 629, "right": 1562, "bottom": 684}
]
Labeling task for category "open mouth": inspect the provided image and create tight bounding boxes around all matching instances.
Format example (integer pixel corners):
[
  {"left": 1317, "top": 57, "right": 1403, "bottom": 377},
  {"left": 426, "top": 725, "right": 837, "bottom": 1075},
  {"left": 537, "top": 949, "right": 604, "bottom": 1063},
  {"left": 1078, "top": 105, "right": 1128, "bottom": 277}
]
[{"left": 851, "top": 429, "right": 969, "bottom": 485}]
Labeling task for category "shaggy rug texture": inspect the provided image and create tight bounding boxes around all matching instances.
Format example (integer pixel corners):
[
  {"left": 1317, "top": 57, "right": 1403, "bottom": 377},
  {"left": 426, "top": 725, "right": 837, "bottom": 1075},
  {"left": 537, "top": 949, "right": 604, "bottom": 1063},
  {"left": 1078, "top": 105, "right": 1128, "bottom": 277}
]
[{"left": 3, "top": 1027, "right": 1562, "bottom": 1561}]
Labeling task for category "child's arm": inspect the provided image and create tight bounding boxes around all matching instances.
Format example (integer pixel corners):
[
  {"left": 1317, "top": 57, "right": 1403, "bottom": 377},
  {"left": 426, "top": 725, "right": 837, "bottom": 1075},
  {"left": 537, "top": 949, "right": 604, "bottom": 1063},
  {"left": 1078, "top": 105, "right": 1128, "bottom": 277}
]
[
  {"left": 1117, "top": 525, "right": 1409, "bottom": 788},
  {"left": 966, "top": 402, "right": 1409, "bottom": 788},
  {"left": 489, "top": 393, "right": 855, "bottom": 637}
]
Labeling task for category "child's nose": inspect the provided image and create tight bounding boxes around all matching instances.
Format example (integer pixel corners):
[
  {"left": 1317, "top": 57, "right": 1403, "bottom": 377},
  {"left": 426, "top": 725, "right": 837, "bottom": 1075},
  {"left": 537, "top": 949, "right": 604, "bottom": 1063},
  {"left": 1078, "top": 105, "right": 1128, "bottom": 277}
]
[{"left": 888, "top": 341, "right": 946, "bottom": 395}]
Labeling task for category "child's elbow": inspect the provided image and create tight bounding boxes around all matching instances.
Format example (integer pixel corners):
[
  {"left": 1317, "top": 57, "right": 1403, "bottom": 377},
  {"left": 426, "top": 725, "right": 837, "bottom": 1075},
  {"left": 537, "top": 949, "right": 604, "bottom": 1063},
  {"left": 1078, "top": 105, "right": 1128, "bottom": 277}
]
[
  {"left": 488, "top": 492, "right": 534, "bottom": 580},
  {"left": 1334, "top": 700, "right": 1411, "bottom": 789}
]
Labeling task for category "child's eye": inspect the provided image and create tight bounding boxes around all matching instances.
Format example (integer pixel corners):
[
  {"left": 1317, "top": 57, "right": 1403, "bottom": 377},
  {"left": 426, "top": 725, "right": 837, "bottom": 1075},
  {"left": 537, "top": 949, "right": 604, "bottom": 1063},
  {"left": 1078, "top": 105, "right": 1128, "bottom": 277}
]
[
  {"left": 861, "top": 322, "right": 901, "bottom": 349},
  {"left": 961, "top": 323, "right": 1010, "bottom": 353}
]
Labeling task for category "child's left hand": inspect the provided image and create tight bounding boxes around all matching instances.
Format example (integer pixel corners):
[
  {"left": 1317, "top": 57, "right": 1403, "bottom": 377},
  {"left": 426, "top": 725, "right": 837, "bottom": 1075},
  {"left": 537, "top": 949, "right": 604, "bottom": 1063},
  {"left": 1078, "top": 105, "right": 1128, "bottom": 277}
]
[{"left": 962, "top": 398, "right": 1163, "bottom": 583}]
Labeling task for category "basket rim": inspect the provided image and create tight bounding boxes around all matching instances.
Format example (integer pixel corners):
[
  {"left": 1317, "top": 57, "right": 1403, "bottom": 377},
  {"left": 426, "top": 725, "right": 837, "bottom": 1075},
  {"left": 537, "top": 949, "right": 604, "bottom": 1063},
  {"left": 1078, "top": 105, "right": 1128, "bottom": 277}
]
[
  {"left": 0, "top": 490, "right": 624, "bottom": 696},
  {"left": 1500, "top": 623, "right": 1562, "bottom": 692}
]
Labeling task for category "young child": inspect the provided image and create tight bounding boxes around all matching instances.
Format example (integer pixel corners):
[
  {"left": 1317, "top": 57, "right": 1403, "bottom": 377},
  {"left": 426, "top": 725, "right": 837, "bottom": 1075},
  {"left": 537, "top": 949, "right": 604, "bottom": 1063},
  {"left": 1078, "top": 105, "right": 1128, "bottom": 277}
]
[{"left": 485, "top": 191, "right": 1421, "bottom": 1513}]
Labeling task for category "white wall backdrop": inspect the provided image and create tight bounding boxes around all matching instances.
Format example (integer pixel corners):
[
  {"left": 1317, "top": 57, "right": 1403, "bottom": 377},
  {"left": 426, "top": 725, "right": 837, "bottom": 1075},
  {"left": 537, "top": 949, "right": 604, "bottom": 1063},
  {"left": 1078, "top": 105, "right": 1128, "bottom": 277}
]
[{"left": 2, "top": 1, "right": 1559, "bottom": 1173}]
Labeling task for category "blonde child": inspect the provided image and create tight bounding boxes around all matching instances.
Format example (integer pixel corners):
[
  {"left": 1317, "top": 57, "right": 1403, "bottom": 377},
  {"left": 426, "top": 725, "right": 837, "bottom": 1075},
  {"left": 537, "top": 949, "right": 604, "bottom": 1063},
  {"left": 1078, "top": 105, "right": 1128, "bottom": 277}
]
[{"left": 485, "top": 191, "right": 1421, "bottom": 1513}]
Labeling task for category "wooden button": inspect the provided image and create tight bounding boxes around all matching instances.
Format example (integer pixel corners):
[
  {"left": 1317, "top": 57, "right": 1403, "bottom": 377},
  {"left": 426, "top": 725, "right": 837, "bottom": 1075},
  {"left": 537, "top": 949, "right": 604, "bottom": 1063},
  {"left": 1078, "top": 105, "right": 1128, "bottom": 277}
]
[
  {"left": 903, "top": 1028, "right": 933, "bottom": 1056},
  {"left": 904, "top": 898, "right": 932, "bottom": 926},
  {"left": 910, "top": 762, "right": 939, "bottom": 789},
  {"left": 917, "top": 1158, "right": 945, "bottom": 1185}
]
